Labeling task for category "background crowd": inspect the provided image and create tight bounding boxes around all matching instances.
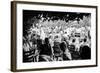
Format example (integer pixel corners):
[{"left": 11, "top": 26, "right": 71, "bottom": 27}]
[{"left": 23, "top": 10, "right": 91, "bottom": 62}]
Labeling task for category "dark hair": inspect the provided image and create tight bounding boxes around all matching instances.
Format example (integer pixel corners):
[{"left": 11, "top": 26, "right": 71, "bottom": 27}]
[
  {"left": 44, "top": 38, "right": 49, "bottom": 44},
  {"left": 84, "top": 38, "right": 87, "bottom": 43},
  {"left": 60, "top": 42, "right": 66, "bottom": 52},
  {"left": 72, "top": 39, "right": 76, "bottom": 43},
  {"left": 80, "top": 45, "right": 91, "bottom": 59}
]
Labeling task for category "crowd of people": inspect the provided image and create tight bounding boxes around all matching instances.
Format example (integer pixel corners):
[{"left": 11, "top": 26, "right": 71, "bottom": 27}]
[{"left": 23, "top": 20, "right": 91, "bottom": 63}]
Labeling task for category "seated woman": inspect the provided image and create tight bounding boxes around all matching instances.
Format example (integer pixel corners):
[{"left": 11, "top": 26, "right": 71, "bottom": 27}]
[
  {"left": 68, "top": 45, "right": 80, "bottom": 60},
  {"left": 53, "top": 41, "right": 63, "bottom": 61},
  {"left": 60, "top": 41, "right": 72, "bottom": 60},
  {"left": 39, "top": 38, "right": 53, "bottom": 62}
]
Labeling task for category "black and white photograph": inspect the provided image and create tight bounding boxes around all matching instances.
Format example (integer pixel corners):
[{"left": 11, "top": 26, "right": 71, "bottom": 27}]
[
  {"left": 11, "top": 1, "right": 97, "bottom": 71},
  {"left": 23, "top": 10, "right": 91, "bottom": 62}
]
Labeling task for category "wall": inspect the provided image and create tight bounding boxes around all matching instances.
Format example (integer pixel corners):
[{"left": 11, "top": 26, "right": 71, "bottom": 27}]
[{"left": 0, "top": 0, "right": 99, "bottom": 73}]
